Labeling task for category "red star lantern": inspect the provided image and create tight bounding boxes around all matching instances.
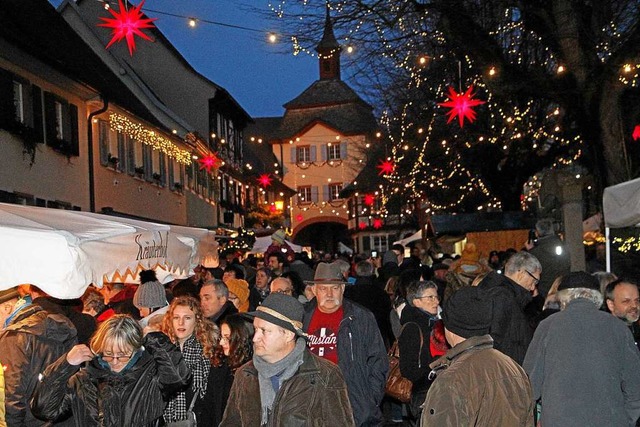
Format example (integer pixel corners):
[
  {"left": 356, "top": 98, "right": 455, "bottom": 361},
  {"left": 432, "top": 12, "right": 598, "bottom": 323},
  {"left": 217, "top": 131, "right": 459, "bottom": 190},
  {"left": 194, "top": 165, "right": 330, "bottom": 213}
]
[
  {"left": 364, "top": 194, "right": 375, "bottom": 206},
  {"left": 633, "top": 125, "right": 640, "bottom": 141},
  {"left": 295, "top": 214, "right": 304, "bottom": 222},
  {"left": 98, "top": 0, "right": 156, "bottom": 56},
  {"left": 373, "top": 218, "right": 384, "bottom": 229},
  {"left": 377, "top": 159, "right": 395, "bottom": 176},
  {"left": 198, "top": 153, "right": 222, "bottom": 172},
  {"left": 258, "top": 174, "right": 273, "bottom": 188},
  {"left": 269, "top": 204, "right": 277, "bottom": 213},
  {"left": 358, "top": 222, "right": 367, "bottom": 230},
  {"left": 439, "top": 85, "right": 485, "bottom": 128}
]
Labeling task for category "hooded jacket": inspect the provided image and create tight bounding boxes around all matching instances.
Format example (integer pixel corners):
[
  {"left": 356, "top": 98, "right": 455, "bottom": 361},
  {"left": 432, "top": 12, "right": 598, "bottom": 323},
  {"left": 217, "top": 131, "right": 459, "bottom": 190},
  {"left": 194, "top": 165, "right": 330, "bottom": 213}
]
[
  {"left": 0, "top": 304, "right": 77, "bottom": 426},
  {"left": 422, "top": 335, "right": 533, "bottom": 427},
  {"left": 477, "top": 271, "right": 533, "bottom": 365},
  {"left": 220, "top": 347, "right": 355, "bottom": 426},
  {"left": 31, "top": 332, "right": 191, "bottom": 427},
  {"left": 303, "top": 298, "right": 388, "bottom": 427}
]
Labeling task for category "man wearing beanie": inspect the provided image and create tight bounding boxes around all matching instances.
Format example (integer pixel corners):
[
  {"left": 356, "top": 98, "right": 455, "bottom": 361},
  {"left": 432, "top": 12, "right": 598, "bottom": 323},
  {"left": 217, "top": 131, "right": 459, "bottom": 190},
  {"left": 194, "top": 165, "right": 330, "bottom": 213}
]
[
  {"left": 220, "top": 293, "right": 355, "bottom": 426},
  {"left": 524, "top": 271, "right": 640, "bottom": 426},
  {"left": 422, "top": 286, "right": 533, "bottom": 426}
]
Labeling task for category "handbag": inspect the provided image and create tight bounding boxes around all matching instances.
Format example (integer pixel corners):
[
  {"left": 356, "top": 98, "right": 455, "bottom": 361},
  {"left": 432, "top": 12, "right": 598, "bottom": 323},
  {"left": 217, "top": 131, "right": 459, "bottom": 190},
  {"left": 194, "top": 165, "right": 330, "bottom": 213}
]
[
  {"left": 165, "top": 389, "right": 199, "bottom": 427},
  {"left": 385, "top": 322, "right": 423, "bottom": 403}
]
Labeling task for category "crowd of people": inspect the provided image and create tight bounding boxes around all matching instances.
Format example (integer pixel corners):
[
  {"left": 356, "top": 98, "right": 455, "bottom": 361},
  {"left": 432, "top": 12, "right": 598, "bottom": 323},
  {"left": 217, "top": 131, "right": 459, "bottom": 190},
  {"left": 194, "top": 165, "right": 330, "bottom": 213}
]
[{"left": 0, "top": 219, "right": 640, "bottom": 426}]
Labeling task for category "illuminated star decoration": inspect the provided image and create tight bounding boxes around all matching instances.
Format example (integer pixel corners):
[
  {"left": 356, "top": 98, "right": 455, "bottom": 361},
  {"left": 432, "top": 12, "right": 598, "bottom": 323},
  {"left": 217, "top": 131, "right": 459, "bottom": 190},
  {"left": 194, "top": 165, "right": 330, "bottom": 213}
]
[
  {"left": 633, "top": 125, "right": 640, "bottom": 141},
  {"left": 373, "top": 218, "right": 384, "bottom": 229},
  {"left": 198, "top": 153, "right": 222, "bottom": 172},
  {"left": 98, "top": 0, "right": 156, "bottom": 56},
  {"left": 364, "top": 194, "right": 375, "bottom": 206},
  {"left": 358, "top": 222, "right": 367, "bottom": 230},
  {"left": 295, "top": 214, "right": 304, "bottom": 222},
  {"left": 377, "top": 159, "right": 395, "bottom": 176},
  {"left": 258, "top": 174, "right": 273, "bottom": 188},
  {"left": 439, "top": 85, "right": 485, "bottom": 128}
]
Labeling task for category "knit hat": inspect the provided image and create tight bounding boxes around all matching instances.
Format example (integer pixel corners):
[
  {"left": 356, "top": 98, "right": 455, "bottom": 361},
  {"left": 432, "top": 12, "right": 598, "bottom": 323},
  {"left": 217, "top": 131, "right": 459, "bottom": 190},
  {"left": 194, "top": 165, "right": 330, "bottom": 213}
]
[
  {"left": 557, "top": 271, "right": 600, "bottom": 292},
  {"left": 382, "top": 250, "right": 399, "bottom": 266},
  {"left": 305, "top": 262, "right": 346, "bottom": 285},
  {"left": 244, "top": 293, "right": 305, "bottom": 336},
  {"left": 133, "top": 280, "right": 167, "bottom": 309},
  {"left": 226, "top": 278, "right": 250, "bottom": 312},
  {"left": 451, "top": 243, "right": 488, "bottom": 278},
  {"left": 0, "top": 287, "right": 19, "bottom": 304},
  {"left": 442, "top": 286, "right": 492, "bottom": 339},
  {"left": 271, "top": 229, "right": 286, "bottom": 245}
]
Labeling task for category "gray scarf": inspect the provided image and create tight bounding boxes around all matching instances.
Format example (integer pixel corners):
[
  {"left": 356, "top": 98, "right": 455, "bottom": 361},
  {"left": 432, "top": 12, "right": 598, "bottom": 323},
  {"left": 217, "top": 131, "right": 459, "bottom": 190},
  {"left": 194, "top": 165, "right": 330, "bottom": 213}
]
[{"left": 253, "top": 338, "right": 306, "bottom": 426}]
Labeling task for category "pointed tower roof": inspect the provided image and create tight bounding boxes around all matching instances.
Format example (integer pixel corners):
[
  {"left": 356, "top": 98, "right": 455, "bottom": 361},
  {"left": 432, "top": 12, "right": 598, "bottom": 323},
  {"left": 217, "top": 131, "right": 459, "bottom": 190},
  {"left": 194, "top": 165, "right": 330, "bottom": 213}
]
[{"left": 315, "top": 5, "right": 341, "bottom": 53}]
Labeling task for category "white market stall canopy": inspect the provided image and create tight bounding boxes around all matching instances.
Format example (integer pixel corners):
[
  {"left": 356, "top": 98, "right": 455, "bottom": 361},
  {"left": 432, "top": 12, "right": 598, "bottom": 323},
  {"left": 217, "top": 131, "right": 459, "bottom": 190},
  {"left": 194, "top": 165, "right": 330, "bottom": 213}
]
[
  {"left": 603, "top": 177, "right": 640, "bottom": 228},
  {"left": 0, "top": 203, "right": 214, "bottom": 299}
]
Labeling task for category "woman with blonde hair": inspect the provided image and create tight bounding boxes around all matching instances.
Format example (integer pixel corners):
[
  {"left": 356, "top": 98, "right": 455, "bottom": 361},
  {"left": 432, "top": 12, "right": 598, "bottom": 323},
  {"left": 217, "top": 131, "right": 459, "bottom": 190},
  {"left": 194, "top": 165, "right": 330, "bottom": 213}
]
[
  {"left": 31, "top": 315, "right": 190, "bottom": 426},
  {"left": 161, "top": 296, "right": 219, "bottom": 425}
]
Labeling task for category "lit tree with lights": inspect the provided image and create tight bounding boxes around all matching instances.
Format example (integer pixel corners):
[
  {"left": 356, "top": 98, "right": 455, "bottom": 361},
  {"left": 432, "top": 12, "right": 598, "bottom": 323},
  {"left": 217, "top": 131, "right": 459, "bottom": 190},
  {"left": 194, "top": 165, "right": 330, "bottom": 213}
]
[{"left": 268, "top": 0, "right": 640, "bottom": 213}]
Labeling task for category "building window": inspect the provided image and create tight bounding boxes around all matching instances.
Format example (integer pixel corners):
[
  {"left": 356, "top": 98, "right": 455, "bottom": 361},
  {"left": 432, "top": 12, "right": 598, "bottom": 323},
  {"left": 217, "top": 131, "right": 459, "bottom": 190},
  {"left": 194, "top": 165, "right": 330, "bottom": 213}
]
[
  {"left": 298, "top": 186, "right": 312, "bottom": 203},
  {"left": 54, "top": 101, "right": 64, "bottom": 140},
  {"left": 297, "top": 146, "right": 310, "bottom": 162},
  {"left": 328, "top": 183, "right": 342, "bottom": 200},
  {"left": 372, "top": 235, "right": 388, "bottom": 252},
  {"left": 327, "top": 143, "right": 340, "bottom": 160},
  {"left": 13, "top": 81, "right": 24, "bottom": 123}
]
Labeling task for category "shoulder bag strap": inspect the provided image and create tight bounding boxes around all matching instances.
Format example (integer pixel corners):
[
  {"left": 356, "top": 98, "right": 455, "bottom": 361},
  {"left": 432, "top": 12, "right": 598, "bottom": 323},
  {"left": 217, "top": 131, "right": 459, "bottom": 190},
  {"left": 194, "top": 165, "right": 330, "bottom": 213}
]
[{"left": 187, "top": 387, "right": 200, "bottom": 411}]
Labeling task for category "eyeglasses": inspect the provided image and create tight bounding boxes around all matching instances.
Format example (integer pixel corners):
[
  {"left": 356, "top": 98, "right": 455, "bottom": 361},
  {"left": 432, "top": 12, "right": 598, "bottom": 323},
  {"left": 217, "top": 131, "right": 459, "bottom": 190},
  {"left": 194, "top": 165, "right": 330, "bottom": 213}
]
[
  {"left": 416, "top": 295, "right": 439, "bottom": 301},
  {"left": 100, "top": 353, "right": 133, "bottom": 363},
  {"left": 220, "top": 336, "right": 230, "bottom": 343},
  {"left": 273, "top": 289, "right": 293, "bottom": 295},
  {"left": 525, "top": 270, "right": 540, "bottom": 285}
]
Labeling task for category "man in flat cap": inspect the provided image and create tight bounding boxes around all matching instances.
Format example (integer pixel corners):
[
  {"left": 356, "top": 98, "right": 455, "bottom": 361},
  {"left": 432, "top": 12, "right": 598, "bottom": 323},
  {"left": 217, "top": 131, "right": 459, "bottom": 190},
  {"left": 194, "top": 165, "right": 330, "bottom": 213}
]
[
  {"left": 524, "top": 271, "right": 640, "bottom": 426},
  {"left": 220, "top": 293, "right": 354, "bottom": 426},
  {"left": 422, "top": 286, "right": 533, "bottom": 426}
]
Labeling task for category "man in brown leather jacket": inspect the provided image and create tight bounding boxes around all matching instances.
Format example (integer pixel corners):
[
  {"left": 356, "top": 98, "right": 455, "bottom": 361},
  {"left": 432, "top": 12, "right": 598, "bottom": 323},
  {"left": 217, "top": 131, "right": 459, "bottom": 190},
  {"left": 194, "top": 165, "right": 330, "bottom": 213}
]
[
  {"left": 422, "top": 286, "right": 533, "bottom": 427},
  {"left": 220, "top": 293, "right": 355, "bottom": 426}
]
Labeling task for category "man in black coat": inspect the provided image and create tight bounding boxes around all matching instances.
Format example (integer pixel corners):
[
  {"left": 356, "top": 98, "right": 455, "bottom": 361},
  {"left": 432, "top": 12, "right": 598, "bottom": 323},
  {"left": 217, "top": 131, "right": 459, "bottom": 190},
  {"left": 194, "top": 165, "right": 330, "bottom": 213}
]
[
  {"left": 477, "top": 251, "right": 541, "bottom": 365},
  {"left": 344, "top": 261, "right": 394, "bottom": 348}
]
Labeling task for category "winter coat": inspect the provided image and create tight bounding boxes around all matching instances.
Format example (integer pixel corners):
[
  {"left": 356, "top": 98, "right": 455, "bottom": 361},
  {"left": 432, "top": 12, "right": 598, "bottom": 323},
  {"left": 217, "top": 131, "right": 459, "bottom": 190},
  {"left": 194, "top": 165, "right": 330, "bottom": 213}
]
[
  {"left": 398, "top": 305, "right": 437, "bottom": 418},
  {"left": 303, "top": 298, "right": 388, "bottom": 427},
  {"left": 32, "top": 297, "right": 96, "bottom": 345},
  {"left": 344, "top": 276, "right": 394, "bottom": 348},
  {"left": 422, "top": 335, "right": 533, "bottom": 427},
  {"left": 30, "top": 332, "right": 192, "bottom": 427},
  {"left": 0, "top": 304, "right": 77, "bottom": 426},
  {"left": 201, "top": 362, "right": 234, "bottom": 427},
  {"left": 208, "top": 300, "right": 238, "bottom": 326},
  {"left": 477, "top": 271, "right": 533, "bottom": 365},
  {"left": 0, "top": 360, "right": 6, "bottom": 427},
  {"left": 529, "top": 234, "right": 571, "bottom": 297},
  {"left": 523, "top": 298, "right": 640, "bottom": 426},
  {"left": 220, "top": 348, "right": 355, "bottom": 426}
]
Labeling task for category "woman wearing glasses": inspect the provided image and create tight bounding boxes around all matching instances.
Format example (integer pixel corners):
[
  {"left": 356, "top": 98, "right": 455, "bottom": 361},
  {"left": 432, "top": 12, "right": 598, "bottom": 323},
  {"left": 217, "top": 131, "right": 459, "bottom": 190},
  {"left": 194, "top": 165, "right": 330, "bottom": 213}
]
[
  {"left": 31, "top": 314, "right": 190, "bottom": 426},
  {"left": 161, "top": 296, "right": 219, "bottom": 425},
  {"left": 399, "top": 280, "right": 443, "bottom": 426}
]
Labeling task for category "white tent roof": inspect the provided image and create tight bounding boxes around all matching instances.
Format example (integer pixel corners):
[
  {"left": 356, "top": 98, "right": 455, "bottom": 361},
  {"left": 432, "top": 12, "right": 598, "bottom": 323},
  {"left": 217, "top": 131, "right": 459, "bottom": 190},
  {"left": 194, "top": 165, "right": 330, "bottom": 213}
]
[
  {"left": 0, "top": 203, "right": 206, "bottom": 298},
  {"left": 603, "top": 177, "right": 640, "bottom": 228},
  {"left": 394, "top": 230, "right": 421, "bottom": 247}
]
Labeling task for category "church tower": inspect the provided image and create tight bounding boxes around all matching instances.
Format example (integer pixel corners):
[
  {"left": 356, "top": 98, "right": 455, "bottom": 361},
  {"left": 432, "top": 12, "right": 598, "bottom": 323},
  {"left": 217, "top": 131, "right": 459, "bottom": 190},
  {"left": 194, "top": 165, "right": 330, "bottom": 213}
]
[{"left": 315, "top": 7, "right": 341, "bottom": 80}]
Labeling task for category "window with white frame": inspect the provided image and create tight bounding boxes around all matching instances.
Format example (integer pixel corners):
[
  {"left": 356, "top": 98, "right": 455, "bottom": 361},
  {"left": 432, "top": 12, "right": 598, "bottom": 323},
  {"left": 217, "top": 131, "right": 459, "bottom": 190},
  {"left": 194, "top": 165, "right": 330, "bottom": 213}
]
[
  {"left": 13, "top": 81, "right": 24, "bottom": 123},
  {"left": 297, "top": 146, "right": 310, "bottom": 163},
  {"left": 328, "top": 183, "right": 342, "bottom": 200},
  {"left": 372, "top": 235, "right": 388, "bottom": 252},
  {"left": 327, "top": 143, "right": 340, "bottom": 160},
  {"left": 298, "top": 186, "right": 312, "bottom": 203}
]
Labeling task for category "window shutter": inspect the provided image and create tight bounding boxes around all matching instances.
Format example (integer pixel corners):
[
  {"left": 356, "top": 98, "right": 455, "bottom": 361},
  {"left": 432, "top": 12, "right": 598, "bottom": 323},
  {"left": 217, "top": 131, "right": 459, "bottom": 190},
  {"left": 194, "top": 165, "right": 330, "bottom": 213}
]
[
  {"left": 0, "top": 68, "right": 14, "bottom": 128},
  {"left": 31, "top": 85, "right": 44, "bottom": 143},
  {"left": 311, "top": 186, "right": 319, "bottom": 203},
  {"left": 22, "top": 83, "right": 34, "bottom": 128},
  {"left": 43, "top": 92, "right": 56, "bottom": 146},
  {"left": 323, "top": 185, "right": 329, "bottom": 201},
  {"left": 99, "top": 122, "right": 109, "bottom": 165},
  {"left": 320, "top": 144, "right": 327, "bottom": 161},
  {"left": 310, "top": 145, "right": 317, "bottom": 161},
  {"left": 118, "top": 134, "right": 127, "bottom": 171},
  {"left": 290, "top": 147, "right": 296, "bottom": 163},
  {"left": 340, "top": 142, "right": 347, "bottom": 159},
  {"left": 127, "top": 137, "right": 135, "bottom": 175},
  {"left": 68, "top": 103, "right": 79, "bottom": 156}
]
